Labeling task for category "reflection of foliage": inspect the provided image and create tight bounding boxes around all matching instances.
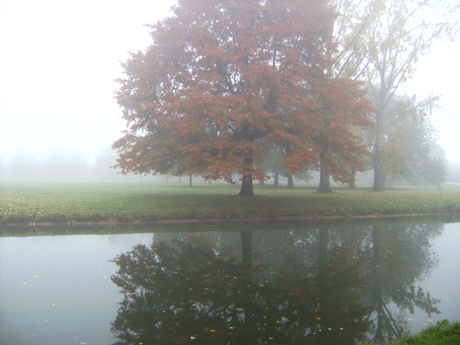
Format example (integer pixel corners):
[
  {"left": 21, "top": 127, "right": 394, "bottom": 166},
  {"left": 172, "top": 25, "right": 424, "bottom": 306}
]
[
  {"left": 254, "top": 224, "right": 442, "bottom": 345},
  {"left": 111, "top": 223, "right": 442, "bottom": 345},
  {"left": 359, "top": 224, "right": 442, "bottom": 344},
  {"left": 272, "top": 237, "right": 372, "bottom": 345},
  {"left": 111, "top": 235, "right": 370, "bottom": 345},
  {"left": 111, "top": 237, "right": 262, "bottom": 344}
]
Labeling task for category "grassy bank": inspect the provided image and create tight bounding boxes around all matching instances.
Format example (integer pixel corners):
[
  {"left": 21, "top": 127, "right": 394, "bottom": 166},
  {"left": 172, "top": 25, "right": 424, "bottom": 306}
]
[
  {"left": 1, "top": 182, "right": 460, "bottom": 225},
  {"left": 389, "top": 320, "right": 460, "bottom": 345}
]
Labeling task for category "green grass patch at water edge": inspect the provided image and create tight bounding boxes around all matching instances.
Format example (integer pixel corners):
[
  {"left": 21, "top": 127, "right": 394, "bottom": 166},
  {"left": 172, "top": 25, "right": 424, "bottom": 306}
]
[
  {"left": 390, "top": 320, "right": 460, "bottom": 345},
  {"left": 1, "top": 182, "right": 460, "bottom": 224}
]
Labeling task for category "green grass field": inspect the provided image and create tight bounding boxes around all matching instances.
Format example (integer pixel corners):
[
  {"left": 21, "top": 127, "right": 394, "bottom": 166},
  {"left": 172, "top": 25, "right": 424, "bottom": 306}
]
[{"left": 1, "top": 181, "right": 460, "bottom": 225}]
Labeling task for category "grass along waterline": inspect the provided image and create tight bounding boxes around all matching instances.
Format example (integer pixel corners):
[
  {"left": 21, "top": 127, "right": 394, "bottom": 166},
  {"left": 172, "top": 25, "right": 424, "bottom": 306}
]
[
  {"left": 1, "top": 182, "right": 460, "bottom": 225},
  {"left": 387, "top": 320, "right": 460, "bottom": 345}
]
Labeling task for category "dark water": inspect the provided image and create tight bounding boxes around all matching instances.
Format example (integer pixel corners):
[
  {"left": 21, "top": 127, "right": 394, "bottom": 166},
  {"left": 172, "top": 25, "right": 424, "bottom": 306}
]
[{"left": 1, "top": 221, "right": 459, "bottom": 345}]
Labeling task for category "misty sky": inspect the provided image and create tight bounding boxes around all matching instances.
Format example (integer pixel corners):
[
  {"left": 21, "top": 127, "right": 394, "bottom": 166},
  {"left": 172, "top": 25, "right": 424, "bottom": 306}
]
[{"left": 0, "top": 0, "right": 459, "bottom": 168}]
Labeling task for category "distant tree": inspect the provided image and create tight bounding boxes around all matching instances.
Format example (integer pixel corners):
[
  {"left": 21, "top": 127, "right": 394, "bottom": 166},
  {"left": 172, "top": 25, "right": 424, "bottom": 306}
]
[
  {"left": 258, "top": 148, "right": 285, "bottom": 187},
  {"left": 330, "top": 0, "right": 458, "bottom": 191},
  {"left": 415, "top": 145, "right": 448, "bottom": 187},
  {"left": 390, "top": 143, "right": 448, "bottom": 188},
  {"left": 447, "top": 162, "right": 460, "bottom": 183},
  {"left": 374, "top": 95, "right": 448, "bottom": 187},
  {"left": 259, "top": 147, "right": 313, "bottom": 188},
  {"left": 113, "top": 0, "right": 373, "bottom": 196}
]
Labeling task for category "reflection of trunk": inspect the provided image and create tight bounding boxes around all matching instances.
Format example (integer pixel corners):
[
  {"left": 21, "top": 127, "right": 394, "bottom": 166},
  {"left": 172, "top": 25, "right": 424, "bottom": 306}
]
[
  {"left": 372, "top": 226, "right": 384, "bottom": 342},
  {"left": 287, "top": 173, "right": 294, "bottom": 188},
  {"left": 317, "top": 153, "right": 332, "bottom": 193},
  {"left": 240, "top": 231, "right": 253, "bottom": 327},
  {"left": 319, "top": 228, "right": 329, "bottom": 265},
  {"left": 239, "top": 157, "right": 255, "bottom": 196},
  {"left": 371, "top": 226, "right": 401, "bottom": 344},
  {"left": 317, "top": 228, "right": 334, "bottom": 344},
  {"left": 241, "top": 231, "right": 253, "bottom": 268}
]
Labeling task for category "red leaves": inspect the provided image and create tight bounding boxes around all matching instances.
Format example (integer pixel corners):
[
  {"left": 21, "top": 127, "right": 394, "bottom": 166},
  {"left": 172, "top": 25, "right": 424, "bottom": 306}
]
[{"left": 113, "top": 0, "right": 374, "bottom": 189}]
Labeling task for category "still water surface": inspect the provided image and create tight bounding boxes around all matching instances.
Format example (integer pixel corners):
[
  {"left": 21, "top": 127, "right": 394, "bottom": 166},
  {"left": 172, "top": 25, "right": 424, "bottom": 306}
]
[{"left": 1, "top": 221, "right": 459, "bottom": 345}]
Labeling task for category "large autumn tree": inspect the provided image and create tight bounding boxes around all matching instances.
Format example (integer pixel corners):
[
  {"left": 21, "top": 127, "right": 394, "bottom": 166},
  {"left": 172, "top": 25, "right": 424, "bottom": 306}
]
[{"left": 113, "top": 0, "right": 373, "bottom": 196}]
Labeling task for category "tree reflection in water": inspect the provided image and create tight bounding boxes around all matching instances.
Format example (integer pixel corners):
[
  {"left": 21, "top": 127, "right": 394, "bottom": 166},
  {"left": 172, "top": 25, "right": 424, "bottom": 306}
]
[
  {"left": 110, "top": 224, "right": 442, "bottom": 345},
  {"left": 363, "top": 225, "right": 441, "bottom": 344}
]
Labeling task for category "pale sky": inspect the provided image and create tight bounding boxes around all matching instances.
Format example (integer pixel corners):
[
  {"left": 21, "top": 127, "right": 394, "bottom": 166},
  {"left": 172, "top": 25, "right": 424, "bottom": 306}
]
[
  {"left": 0, "top": 0, "right": 176, "bottom": 166},
  {"left": 0, "top": 0, "right": 459, "bottom": 169}
]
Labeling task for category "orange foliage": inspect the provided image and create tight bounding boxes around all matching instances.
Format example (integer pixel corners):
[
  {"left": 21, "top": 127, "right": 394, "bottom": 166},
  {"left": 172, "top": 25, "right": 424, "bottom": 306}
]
[{"left": 113, "top": 0, "right": 374, "bottom": 193}]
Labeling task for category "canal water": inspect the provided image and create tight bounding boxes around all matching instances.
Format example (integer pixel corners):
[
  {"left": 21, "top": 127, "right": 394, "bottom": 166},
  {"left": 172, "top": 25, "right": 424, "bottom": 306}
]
[{"left": 1, "top": 221, "right": 459, "bottom": 345}]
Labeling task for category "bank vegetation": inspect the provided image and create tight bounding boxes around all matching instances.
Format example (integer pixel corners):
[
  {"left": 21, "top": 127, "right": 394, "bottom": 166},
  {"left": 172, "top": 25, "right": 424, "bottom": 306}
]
[{"left": 1, "top": 182, "right": 460, "bottom": 226}]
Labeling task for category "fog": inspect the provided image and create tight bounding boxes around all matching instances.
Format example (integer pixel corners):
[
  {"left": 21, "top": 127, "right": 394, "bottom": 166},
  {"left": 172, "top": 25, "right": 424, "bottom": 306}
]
[
  {"left": 0, "top": 0, "right": 177, "bottom": 182},
  {"left": 0, "top": 148, "right": 163, "bottom": 183},
  {"left": 1, "top": 0, "right": 459, "bottom": 184},
  {"left": 2, "top": 147, "right": 460, "bottom": 185}
]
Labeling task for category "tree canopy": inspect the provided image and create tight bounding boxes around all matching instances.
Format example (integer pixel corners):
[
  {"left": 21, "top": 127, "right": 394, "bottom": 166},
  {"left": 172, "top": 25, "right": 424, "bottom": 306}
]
[
  {"left": 330, "top": 0, "right": 458, "bottom": 190},
  {"left": 113, "top": 0, "right": 373, "bottom": 195}
]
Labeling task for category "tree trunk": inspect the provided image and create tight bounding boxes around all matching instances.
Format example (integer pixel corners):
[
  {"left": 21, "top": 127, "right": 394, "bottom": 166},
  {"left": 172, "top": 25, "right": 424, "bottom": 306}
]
[
  {"left": 373, "top": 107, "right": 385, "bottom": 191},
  {"left": 188, "top": 174, "right": 192, "bottom": 187},
  {"left": 348, "top": 169, "right": 356, "bottom": 189},
  {"left": 239, "top": 157, "right": 255, "bottom": 196},
  {"left": 239, "top": 174, "right": 254, "bottom": 196},
  {"left": 373, "top": 163, "right": 385, "bottom": 191},
  {"left": 273, "top": 171, "right": 279, "bottom": 186},
  {"left": 317, "top": 154, "right": 332, "bottom": 193},
  {"left": 372, "top": 141, "right": 385, "bottom": 190},
  {"left": 372, "top": 142, "right": 385, "bottom": 191},
  {"left": 287, "top": 173, "right": 294, "bottom": 188}
]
